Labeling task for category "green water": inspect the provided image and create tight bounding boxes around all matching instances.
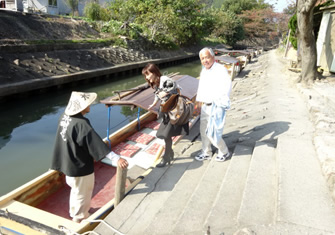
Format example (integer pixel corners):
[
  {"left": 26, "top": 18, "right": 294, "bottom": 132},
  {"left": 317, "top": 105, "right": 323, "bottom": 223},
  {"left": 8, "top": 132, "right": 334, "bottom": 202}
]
[{"left": 0, "top": 60, "right": 202, "bottom": 196}]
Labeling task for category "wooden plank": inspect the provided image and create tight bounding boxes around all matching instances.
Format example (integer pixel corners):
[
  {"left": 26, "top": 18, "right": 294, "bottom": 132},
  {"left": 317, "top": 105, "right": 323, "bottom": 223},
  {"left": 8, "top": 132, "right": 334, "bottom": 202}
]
[
  {"left": 1, "top": 201, "right": 80, "bottom": 232},
  {"left": 0, "top": 170, "right": 61, "bottom": 206}
]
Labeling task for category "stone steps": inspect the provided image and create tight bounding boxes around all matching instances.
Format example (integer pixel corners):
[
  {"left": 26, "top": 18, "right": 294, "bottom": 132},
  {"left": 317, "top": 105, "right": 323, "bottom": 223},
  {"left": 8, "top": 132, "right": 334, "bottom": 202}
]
[
  {"left": 171, "top": 145, "right": 231, "bottom": 234},
  {"left": 237, "top": 142, "right": 277, "bottom": 227},
  {"left": 205, "top": 144, "right": 253, "bottom": 234},
  {"left": 94, "top": 136, "right": 335, "bottom": 235}
]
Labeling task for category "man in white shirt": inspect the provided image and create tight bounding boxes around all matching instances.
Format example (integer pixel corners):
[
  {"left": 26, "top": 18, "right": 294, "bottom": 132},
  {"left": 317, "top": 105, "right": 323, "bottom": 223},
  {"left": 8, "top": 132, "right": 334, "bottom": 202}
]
[{"left": 195, "top": 47, "right": 232, "bottom": 162}]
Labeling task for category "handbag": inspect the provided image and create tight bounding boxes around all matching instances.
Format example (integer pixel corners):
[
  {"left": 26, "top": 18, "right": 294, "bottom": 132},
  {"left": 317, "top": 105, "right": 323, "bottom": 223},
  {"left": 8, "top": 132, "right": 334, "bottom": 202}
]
[
  {"left": 160, "top": 93, "right": 179, "bottom": 113},
  {"left": 168, "top": 95, "right": 194, "bottom": 125}
]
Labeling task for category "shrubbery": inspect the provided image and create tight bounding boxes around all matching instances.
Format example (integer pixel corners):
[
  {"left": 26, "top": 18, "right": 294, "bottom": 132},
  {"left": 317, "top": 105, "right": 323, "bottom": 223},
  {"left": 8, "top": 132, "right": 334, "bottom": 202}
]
[{"left": 84, "top": 2, "right": 110, "bottom": 21}]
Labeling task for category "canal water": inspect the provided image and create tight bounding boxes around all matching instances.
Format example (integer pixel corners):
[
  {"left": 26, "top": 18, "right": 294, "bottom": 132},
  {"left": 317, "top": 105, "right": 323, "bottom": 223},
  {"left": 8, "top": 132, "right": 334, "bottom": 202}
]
[{"left": 0, "top": 60, "right": 202, "bottom": 197}]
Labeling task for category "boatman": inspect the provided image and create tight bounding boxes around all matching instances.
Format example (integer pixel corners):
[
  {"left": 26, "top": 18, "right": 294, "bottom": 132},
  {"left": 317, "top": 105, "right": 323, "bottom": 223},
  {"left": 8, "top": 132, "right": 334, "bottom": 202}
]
[
  {"left": 51, "top": 91, "right": 128, "bottom": 223},
  {"left": 195, "top": 47, "right": 232, "bottom": 162}
]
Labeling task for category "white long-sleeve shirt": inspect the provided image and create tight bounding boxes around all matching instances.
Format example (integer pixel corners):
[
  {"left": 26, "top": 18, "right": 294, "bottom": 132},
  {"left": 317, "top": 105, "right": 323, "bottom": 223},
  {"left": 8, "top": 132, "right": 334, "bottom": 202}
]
[{"left": 196, "top": 62, "right": 231, "bottom": 107}]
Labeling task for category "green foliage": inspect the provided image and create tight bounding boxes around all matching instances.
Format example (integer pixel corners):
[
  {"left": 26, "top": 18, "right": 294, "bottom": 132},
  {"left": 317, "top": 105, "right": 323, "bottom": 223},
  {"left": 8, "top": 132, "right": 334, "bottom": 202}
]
[
  {"left": 211, "top": 9, "right": 245, "bottom": 46},
  {"left": 101, "top": 20, "right": 143, "bottom": 40},
  {"left": 219, "top": 0, "right": 271, "bottom": 14},
  {"left": 288, "top": 13, "right": 297, "bottom": 49},
  {"left": 84, "top": 2, "right": 110, "bottom": 21},
  {"left": 59, "top": 0, "right": 276, "bottom": 48},
  {"left": 222, "top": 0, "right": 256, "bottom": 14},
  {"left": 212, "top": 0, "right": 224, "bottom": 8},
  {"left": 106, "top": 0, "right": 214, "bottom": 47}
]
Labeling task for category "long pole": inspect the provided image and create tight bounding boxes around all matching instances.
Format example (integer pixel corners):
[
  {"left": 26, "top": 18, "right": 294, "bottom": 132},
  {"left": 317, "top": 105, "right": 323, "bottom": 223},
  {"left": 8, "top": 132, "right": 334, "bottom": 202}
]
[
  {"left": 115, "top": 165, "right": 127, "bottom": 207},
  {"left": 284, "top": 28, "right": 291, "bottom": 58}
]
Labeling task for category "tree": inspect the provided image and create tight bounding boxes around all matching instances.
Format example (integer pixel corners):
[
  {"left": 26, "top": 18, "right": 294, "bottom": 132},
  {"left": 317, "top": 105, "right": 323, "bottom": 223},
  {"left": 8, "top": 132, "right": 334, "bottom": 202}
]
[
  {"left": 84, "top": 2, "right": 110, "bottom": 21},
  {"left": 220, "top": 0, "right": 270, "bottom": 14},
  {"left": 211, "top": 9, "right": 245, "bottom": 46},
  {"left": 107, "top": 0, "right": 213, "bottom": 47},
  {"left": 240, "top": 8, "right": 280, "bottom": 40},
  {"left": 296, "top": 0, "right": 318, "bottom": 84},
  {"left": 283, "top": 0, "right": 297, "bottom": 15},
  {"left": 65, "top": 0, "right": 79, "bottom": 16}
]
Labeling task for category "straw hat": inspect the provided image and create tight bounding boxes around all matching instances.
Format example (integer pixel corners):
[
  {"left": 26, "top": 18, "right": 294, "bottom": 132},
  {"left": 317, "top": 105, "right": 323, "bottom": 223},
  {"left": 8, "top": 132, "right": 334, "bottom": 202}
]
[{"left": 65, "top": 91, "right": 97, "bottom": 116}]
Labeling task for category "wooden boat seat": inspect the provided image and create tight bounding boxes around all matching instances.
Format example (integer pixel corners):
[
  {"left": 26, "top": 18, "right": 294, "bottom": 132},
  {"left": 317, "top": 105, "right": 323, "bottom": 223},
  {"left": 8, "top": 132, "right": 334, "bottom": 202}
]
[
  {"left": 144, "top": 120, "right": 160, "bottom": 130},
  {"left": 127, "top": 132, "right": 155, "bottom": 145},
  {"left": 145, "top": 142, "right": 164, "bottom": 155},
  {"left": 215, "top": 55, "right": 239, "bottom": 64},
  {"left": 111, "top": 142, "right": 142, "bottom": 158}
]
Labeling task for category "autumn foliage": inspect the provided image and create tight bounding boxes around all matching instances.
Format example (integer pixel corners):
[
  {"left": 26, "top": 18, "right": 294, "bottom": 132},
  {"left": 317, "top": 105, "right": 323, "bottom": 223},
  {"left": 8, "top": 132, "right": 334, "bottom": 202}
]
[{"left": 240, "top": 8, "right": 289, "bottom": 40}]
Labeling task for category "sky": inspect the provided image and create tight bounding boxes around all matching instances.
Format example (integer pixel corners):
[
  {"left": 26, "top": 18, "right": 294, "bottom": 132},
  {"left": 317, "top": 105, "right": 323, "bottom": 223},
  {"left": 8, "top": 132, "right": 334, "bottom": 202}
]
[{"left": 266, "top": 0, "right": 292, "bottom": 12}]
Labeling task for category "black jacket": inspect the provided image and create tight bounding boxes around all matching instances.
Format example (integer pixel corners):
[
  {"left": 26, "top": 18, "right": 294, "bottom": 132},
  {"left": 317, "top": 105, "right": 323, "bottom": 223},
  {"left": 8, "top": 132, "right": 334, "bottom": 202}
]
[{"left": 51, "top": 113, "right": 110, "bottom": 177}]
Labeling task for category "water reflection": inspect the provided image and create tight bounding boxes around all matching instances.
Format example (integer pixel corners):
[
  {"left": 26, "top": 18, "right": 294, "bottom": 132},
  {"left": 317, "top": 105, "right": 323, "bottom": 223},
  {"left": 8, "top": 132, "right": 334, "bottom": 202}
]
[{"left": 0, "top": 60, "right": 201, "bottom": 196}]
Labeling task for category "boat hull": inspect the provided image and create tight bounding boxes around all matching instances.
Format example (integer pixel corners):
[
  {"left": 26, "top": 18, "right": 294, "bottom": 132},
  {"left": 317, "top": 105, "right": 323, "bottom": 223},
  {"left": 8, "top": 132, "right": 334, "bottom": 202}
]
[{"left": 0, "top": 111, "right": 158, "bottom": 234}]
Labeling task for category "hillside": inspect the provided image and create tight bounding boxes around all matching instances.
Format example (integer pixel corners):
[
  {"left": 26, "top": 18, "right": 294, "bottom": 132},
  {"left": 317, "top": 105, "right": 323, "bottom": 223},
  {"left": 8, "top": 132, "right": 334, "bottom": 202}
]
[
  {"left": 0, "top": 10, "right": 274, "bottom": 90},
  {"left": 0, "top": 10, "right": 103, "bottom": 43},
  {"left": 0, "top": 10, "right": 205, "bottom": 89}
]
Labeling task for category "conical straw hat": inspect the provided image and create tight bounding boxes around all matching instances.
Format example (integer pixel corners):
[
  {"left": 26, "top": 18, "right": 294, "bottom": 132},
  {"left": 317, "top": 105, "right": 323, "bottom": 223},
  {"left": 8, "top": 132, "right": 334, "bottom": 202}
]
[{"left": 65, "top": 91, "right": 97, "bottom": 116}]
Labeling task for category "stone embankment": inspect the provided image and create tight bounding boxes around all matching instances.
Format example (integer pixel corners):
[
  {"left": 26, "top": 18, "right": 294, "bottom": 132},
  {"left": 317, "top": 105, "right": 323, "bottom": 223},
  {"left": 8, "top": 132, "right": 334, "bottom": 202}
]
[{"left": 0, "top": 43, "right": 202, "bottom": 99}]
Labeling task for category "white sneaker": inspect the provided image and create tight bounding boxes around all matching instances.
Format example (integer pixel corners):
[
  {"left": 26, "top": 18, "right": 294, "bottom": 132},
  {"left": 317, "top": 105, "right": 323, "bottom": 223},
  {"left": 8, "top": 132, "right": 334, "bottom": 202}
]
[
  {"left": 195, "top": 153, "right": 211, "bottom": 161},
  {"left": 215, "top": 152, "right": 231, "bottom": 162}
]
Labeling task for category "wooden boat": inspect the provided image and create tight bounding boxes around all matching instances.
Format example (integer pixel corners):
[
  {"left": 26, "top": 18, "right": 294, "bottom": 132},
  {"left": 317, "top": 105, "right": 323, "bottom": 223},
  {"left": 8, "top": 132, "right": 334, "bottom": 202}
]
[
  {"left": 215, "top": 55, "right": 240, "bottom": 80},
  {"left": 0, "top": 74, "right": 199, "bottom": 234},
  {"left": 214, "top": 48, "right": 252, "bottom": 69}
]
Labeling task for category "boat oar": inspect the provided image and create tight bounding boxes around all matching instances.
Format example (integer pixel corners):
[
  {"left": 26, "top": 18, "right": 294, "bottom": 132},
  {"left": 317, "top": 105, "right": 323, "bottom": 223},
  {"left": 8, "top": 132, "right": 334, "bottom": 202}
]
[
  {"left": 166, "top": 72, "right": 180, "bottom": 78},
  {"left": 110, "top": 72, "right": 179, "bottom": 101},
  {"left": 111, "top": 83, "right": 149, "bottom": 101}
]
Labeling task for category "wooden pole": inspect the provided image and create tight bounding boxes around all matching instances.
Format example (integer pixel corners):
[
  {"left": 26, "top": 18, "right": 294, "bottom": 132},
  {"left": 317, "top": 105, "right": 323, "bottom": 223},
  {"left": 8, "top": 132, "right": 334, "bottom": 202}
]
[
  {"left": 284, "top": 28, "right": 291, "bottom": 58},
  {"left": 154, "top": 145, "right": 165, "bottom": 165},
  {"left": 115, "top": 166, "right": 127, "bottom": 207}
]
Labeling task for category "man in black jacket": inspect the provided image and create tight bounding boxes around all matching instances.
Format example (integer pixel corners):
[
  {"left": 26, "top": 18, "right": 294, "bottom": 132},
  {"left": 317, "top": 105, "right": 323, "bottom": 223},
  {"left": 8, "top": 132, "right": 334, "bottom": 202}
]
[{"left": 51, "top": 91, "right": 128, "bottom": 223}]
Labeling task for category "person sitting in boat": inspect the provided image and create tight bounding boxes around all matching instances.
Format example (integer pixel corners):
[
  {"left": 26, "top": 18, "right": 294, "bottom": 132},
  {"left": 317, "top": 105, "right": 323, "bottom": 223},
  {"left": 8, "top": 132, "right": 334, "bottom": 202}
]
[
  {"left": 142, "top": 63, "right": 189, "bottom": 167},
  {"left": 51, "top": 91, "right": 128, "bottom": 223}
]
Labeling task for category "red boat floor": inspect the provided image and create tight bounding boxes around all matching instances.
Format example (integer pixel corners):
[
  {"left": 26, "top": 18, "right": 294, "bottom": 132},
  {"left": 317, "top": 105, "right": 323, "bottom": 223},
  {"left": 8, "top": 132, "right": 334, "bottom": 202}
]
[{"left": 36, "top": 162, "right": 122, "bottom": 220}]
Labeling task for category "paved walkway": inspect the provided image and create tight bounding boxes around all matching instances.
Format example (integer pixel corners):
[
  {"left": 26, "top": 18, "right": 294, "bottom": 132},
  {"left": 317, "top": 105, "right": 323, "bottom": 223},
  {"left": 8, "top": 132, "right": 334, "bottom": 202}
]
[{"left": 93, "top": 49, "right": 335, "bottom": 235}]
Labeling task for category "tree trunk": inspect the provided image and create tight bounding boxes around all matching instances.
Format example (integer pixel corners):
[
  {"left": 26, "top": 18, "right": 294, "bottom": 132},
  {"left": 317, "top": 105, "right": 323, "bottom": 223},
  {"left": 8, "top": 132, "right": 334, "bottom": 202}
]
[{"left": 296, "top": 0, "right": 318, "bottom": 85}]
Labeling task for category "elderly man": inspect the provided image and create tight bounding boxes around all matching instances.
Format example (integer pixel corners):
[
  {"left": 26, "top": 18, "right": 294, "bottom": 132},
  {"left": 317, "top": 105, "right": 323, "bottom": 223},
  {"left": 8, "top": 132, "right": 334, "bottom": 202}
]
[
  {"left": 195, "top": 47, "right": 232, "bottom": 162},
  {"left": 51, "top": 91, "right": 128, "bottom": 223}
]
